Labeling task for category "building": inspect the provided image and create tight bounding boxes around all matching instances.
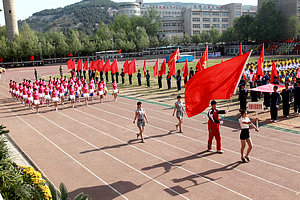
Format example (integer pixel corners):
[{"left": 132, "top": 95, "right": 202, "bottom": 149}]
[
  {"left": 118, "top": 2, "right": 141, "bottom": 17},
  {"left": 2, "top": 0, "right": 19, "bottom": 41},
  {"left": 118, "top": 1, "right": 257, "bottom": 39}
]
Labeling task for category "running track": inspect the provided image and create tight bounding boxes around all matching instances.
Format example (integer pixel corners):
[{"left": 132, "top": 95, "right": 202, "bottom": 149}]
[{"left": 1, "top": 66, "right": 300, "bottom": 200}]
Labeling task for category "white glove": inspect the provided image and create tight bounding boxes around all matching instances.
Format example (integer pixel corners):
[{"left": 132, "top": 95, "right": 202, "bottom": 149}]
[{"left": 220, "top": 121, "right": 224, "bottom": 125}]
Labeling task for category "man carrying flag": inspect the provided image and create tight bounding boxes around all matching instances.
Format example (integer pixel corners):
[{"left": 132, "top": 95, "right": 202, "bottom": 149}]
[{"left": 158, "top": 60, "right": 166, "bottom": 89}]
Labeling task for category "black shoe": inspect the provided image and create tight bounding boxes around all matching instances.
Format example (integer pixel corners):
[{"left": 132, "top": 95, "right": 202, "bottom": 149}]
[
  {"left": 241, "top": 158, "right": 246, "bottom": 163},
  {"left": 245, "top": 157, "right": 250, "bottom": 162}
]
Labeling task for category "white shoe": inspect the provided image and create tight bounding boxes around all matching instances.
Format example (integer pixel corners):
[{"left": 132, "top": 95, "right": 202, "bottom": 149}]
[
  {"left": 207, "top": 149, "right": 213, "bottom": 152},
  {"left": 216, "top": 150, "right": 224, "bottom": 154}
]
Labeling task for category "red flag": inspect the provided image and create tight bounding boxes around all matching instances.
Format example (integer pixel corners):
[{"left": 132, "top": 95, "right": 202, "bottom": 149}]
[
  {"left": 0, "top": 57, "right": 3, "bottom": 62},
  {"left": 168, "top": 59, "right": 176, "bottom": 78},
  {"left": 239, "top": 44, "right": 243, "bottom": 56},
  {"left": 67, "top": 53, "right": 73, "bottom": 57},
  {"left": 71, "top": 60, "right": 76, "bottom": 70},
  {"left": 143, "top": 60, "right": 147, "bottom": 77},
  {"left": 67, "top": 59, "right": 72, "bottom": 69},
  {"left": 297, "top": 67, "right": 300, "bottom": 78},
  {"left": 98, "top": 60, "right": 104, "bottom": 72},
  {"left": 111, "top": 59, "right": 119, "bottom": 74},
  {"left": 77, "top": 59, "right": 83, "bottom": 70},
  {"left": 182, "top": 59, "right": 189, "bottom": 78},
  {"left": 153, "top": 59, "right": 159, "bottom": 77},
  {"left": 185, "top": 51, "right": 252, "bottom": 117},
  {"left": 271, "top": 59, "right": 278, "bottom": 84},
  {"left": 118, "top": 49, "right": 122, "bottom": 54},
  {"left": 196, "top": 46, "right": 208, "bottom": 71},
  {"left": 94, "top": 60, "right": 100, "bottom": 71},
  {"left": 167, "top": 48, "right": 181, "bottom": 66},
  {"left": 30, "top": 56, "right": 34, "bottom": 61},
  {"left": 89, "top": 60, "right": 95, "bottom": 71},
  {"left": 159, "top": 60, "right": 167, "bottom": 77},
  {"left": 123, "top": 60, "right": 129, "bottom": 74},
  {"left": 128, "top": 59, "right": 137, "bottom": 75},
  {"left": 103, "top": 60, "right": 111, "bottom": 73},
  {"left": 256, "top": 44, "right": 264, "bottom": 77},
  {"left": 83, "top": 60, "right": 89, "bottom": 71}
]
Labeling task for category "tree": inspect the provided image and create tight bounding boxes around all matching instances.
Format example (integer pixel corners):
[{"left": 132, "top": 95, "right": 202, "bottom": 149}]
[
  {"left": 19, "top": 22, "right": 40, "bottom": 59},
  {"left": 192, "top": 34, "right": 201, "bottom": 45},
  {"left": 209, "top": 26, "right": 221, "bottom": 45},
  {"left": 255, "top": 0, "right": 283, "bottom": 41},
  {"left": 200, "top": 30, "right": 211, "bottom": 44},
  {"left": 288, "top": 15, "right": 300, "bottom": 39},
  {"left": 233, "top": 15, "right": 256, "bottom": 41},
  {"left": 221, "top": 27, "right": 235, "bottom": 43},
  {"left": 67, "top": 29, "right": 83, "bottom": 55},
  {"left": 143, "top": 7, "right": 162, "bottom": 38},
  {"left": 134, "top": 27, "right": 150, "bottom": 51},
  {"left": 150, "top": 36, "right": 159, "bottom": 47},
  {"left": 48, "top": 31, "right": 68, "bottom": 57},
  {"left": 160, "top": 37, "right": 169, "bottom": 46},
  {"left": 182, "top": 33, "right": 192, "bottom": 45}
]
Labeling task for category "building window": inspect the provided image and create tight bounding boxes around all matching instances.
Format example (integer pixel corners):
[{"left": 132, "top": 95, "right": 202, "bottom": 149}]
[
  {"left": 222, "top": 18, "right": 229, "bottom": 22},
  {"left": 222, "top": 24, "right": 229, "bottom": 29},
  {"left": 213, "top": 18, "right": 220, "bottom": 22},
  {"left": 193, "top": 30, "right": 201, "bottom": 35},
  {"left": 203, "top": 18, "right": 210, "bottom": 22},
  {"left": 222, "top": 12, "right": 229, "bottom": 16},
  {"left": 192, "top": 12, "right": 200, "bottom": 15},
  {"left": 172, "top": 23, "right": 176, "bottom": 26},
  {"left": 203, "top": 24, "right": 210, "bottom": 28},
  {"left": 203, "top": 12, "right": 210, "bottom": 16},
  {"left": 192, "top": 18, "right": 200, "bottom": 22},
  {"left": 212, "top": 12, "right": 220, "bottom": 16},
  {"left": 213, "top": 24, "right": 220, "bottom": 28},
  {"left": 235, "top": 12, "right": 241, "bottom": 16},
  {"left": 236, "top": 6, "right": 242, "bottom": 10},
  {"left": 178, "top": 23, "right": 182, "bottom": 26},
  {"left": 193, "top": 24, "right": 201, "bottom": 28}
]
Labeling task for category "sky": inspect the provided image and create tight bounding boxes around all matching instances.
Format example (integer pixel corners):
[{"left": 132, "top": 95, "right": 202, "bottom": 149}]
[{"left": 0, "top": 0, "right": 257, "bottom": 25}]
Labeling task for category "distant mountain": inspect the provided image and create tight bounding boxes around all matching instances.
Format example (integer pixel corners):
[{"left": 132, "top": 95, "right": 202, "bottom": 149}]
[{"left": 19, "top": 0, "right": 118, "bottom": 35}]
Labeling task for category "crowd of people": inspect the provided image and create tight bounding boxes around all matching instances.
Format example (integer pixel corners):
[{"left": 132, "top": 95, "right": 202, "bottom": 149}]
[
  {"left": 9, "top": 76, "right": 119, "bottom": 113},
  {"left": 239, "top": 58, "right": 300, "bottom": 122}
]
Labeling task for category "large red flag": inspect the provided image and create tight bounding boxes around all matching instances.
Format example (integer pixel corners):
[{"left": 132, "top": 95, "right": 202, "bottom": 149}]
[
  {"left": 158, "top": 59, "right": 167, "bottom": 77},
  {"left": 270, "top": 59, "right": 278, "bottom": 84},
  {"left": 128, "top": 60, "right": 137, "bottom": 75},
  {"left": 182, "top": 59, "right": 189, "bottom": 78},
  {"left": 89, "top": 60, "right": 95, "bottom": 71},
  {"left": 167, "top": 48, "right": 181, "bottom": 67},
  {"left": 185, "top": 51, "right": 252, "bottom": 117},
  {"left": 83, "top": 60, "right": 89, "bottom": 71},
  {"left": 67, "top": 59, "right": 72, "bottom": 69},
  {"left": 297, "top": 67, "right": 300, "bottom": 78},
  {"left": 30, "top": 56, "right": 35, "bottom": 61},
  {"left": 153, "top": 59, "right": 159, "bottom": 77},
  {"left": 71, "top": 60, "right": 76, "bottom": 70},
  {"left": 123, "top": 60, "right": 129, "bottom": 74},
  {"left": 77, "top": 59, "right": 83, "bottom": 70},
  {"left": 103, "top": 60, "right": 111, "bottom": 73},
  {"left": 256, "top": 44, "right": 264, "bottom": 77},
  {"left": 94, "top": 60, "right": 100, "bottom": 71},
  {"left": 0, "top": 57, "right": 3, "bottom": 62},
  {"left": 98, "top": 60, "right": 104, "bottom": 72},
  {"left": 143, "top": 60, "right": 147, "bottom": 77},
  {"left": 196, "top": 46, "right": 208, "bottom": 71},
  {"left": 239, "top": 44, "right": 243, "bottom": 56},
  {"left": 168, "top": 59, "right": 176, "bottom": 78},
  {"left": 111, "top": 59, "right": 119, "bottom": 74}
]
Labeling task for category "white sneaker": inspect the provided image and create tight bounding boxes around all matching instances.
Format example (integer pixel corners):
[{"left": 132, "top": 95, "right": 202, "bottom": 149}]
[
  {"left": 207, "top": 149, "right": 213, "bottom": 152},
  {"left": 216, "top": 150, "right": 224, "bottom": 154}
]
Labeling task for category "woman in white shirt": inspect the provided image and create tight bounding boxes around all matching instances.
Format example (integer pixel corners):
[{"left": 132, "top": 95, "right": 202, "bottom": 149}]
[{"left": 238, "top": 110, "right": 259, "bottom": 163}]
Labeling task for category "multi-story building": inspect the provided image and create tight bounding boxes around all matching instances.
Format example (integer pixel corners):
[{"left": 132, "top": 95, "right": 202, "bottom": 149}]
[
  {"left": 118, "top": 2, "right": 141, "bottom": 17},
  {"left": 119, "top": 1, "right": 257, "bottom": 39}
]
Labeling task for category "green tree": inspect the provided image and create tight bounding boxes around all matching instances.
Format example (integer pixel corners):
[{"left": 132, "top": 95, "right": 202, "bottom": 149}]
[
  {"left": 160, "top": 37, "right": 169, "bottom": 46},
  {"left": 192, "top": 34, "right": 201, "bottom": 45},
  {"left": 221, "top": 27, "right": 235, "bottom": 43},
  {"left": 67, "top": 29, "right": 83, "bottom": 55},
  {"left": 200, "top": 30, "right": 211, "bottom": 44},
  {"left": 182, "top": 33, "right": 192, "bottom": 45},
  {"left": 233, "top": 15, "right": 256, "bottom": 41},
  {"left": 143, "top": 7, "right": 162, "bottom": 38},
  {"left": 19, "top": 22, "right": 39, "bottom": 59},
  {"left": 255, "top": 0, "right": 283, "bottom": 41},
  {"left": 288, "top": 15, "right": 300, "bottom": 39},
  {"left": 48, "top": 31, "right": 68, "bottom": 57},
  {"left": 0, "top": 36, "right": 9, "bottom": 60},
  {"left": 209, "top": 26, "right": 221, "bottom": 45},
  {"left": 134, "top": 27, "right": 150, "bottom": 51},
  {"left": 150, "top": 36, "right": 159, "bottom": 47}
]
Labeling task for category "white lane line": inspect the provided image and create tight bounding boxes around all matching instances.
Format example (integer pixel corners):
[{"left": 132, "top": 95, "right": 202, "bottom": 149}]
[
  {"left": 0, "top": 101, "right": 128, "bottom": 200},
  {"left": 117, "top": 100, "right": 300, "bottom": 146},
  {"left": 76, "top": 103, "right": 299, "bottom": 194},
  {"left": 106, "top": 102, "right": 300, "bottom": 159},
  {"left": 58, "top": 109, "right": 252, "bottom": 200}
]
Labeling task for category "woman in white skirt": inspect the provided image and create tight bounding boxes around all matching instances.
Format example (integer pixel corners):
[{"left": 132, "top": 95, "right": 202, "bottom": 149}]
[
  {"left": 103, "top": 80, "right": 108, "bottom": 98},
  {"left": 59, "top": 83, "right": 65, "bottom": 105},
  {"left": 133, "top": 102, "right": 149, "bottom": 143},
  {"left": 27, "top": 87, "right": 33, "bottom": 109},
  {"left": 44, "top": 86, "right": 51, "bottom": 107},
  {"left": 51, "top": 87, "right": 59, "bottom": 111},
  {"left": 22, "top": 86, "right": 28, "bottom": 106},
  {"left": 172, "top": 95, "right": 186, "bottom": 133},
  {"left": 97, "top": 81, "right": 104, "bottom": 103},
  {"left": 38, "top": 84, "right": 45, "bottom": 105},
  {"left": 32, "top": 88, "right": 40, "bottom": 113},
  {"left": 82, "top": 83, "right": 89, "bottom": 105},
  {"left": 112, "top": 81, "right": 119, "bottom": 101},
  {"left": 69, "top": 84, "right": 76, "bottom": 108},
  {"left": 88, "top": 81, "right": 95, "bottom": 101}
]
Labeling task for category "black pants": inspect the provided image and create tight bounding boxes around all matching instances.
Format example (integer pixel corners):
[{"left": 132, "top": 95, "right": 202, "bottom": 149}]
[
  {"left": 122, "top": 77, "right": 125, "bottom": 84},
  {"left": 83, "top": 71, "right": 86, "bottom": 79},
  {"left": 100, "top": 71, "right": 104, "bottom": 81},
  {"left": 240, "top": 99, "right": 247, "bottom": 110},
  {"left": 138, "top": 78, "right": 141, "bottom": 86},
  {"left": 294, "top": 100, "right": 300, "bottom": 113},
  {"left": 249, "top": 82, "right": 253, "bottom": 88},
  {"left": 129, "top": 75, "right": 132, "bottom": 85},
  {"left": 270, "top": 106, "right": 278, "bottom": 120},
  {"left": 184, "top": 77, "right": 188, "bottom": 85},
  {"left": 116, "top": 74, "right": 119, "bottom": 83},
  {"left": 158, "top": 77, "right": 162, "bottom": 88},
  {"left": 282, "top": 102, "right": 290, "bottom": 117},
  {"left": 264, "top": 93, "right": 270, "bottom": 108},
  {"left": 167, "top": 80, "right": 171, "bottom": 90},
  {"left": 177, "top": 81, "right": 181, "bottom": 91},
  {"left": 146, "top": 80, "right": 150, "bottom": 88},
  {"left": 105, "top": 72, "right": 109, "bottom": 83}
]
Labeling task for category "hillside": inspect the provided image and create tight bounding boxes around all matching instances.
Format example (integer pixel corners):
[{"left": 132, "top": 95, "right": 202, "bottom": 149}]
[{"left": 19, "top": 0, "right": 118, "bottom": 35}]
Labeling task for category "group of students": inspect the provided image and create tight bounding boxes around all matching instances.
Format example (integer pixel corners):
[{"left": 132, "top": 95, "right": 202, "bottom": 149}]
[{"left": 9, "top": 75, "right": 119, "bottom": 113}]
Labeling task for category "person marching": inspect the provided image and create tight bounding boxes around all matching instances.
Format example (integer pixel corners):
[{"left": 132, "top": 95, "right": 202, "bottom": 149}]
[
  {"left": 129, "top": 74, "right": 133, "bottom": 85},
  {"left": 44, "top": 86, "right": 51, "bottom": 107},
  {"left": 239, "top": 84, "right": 248, "bottom": 110},
  {"left": 34, "top": 69, "right": 38, "bottom": 80},
  {"left": 238, "top": 110, "right": 259, "bottom": 163},
  {"left": 69, "top": 84, "right": 76, "bottom": 108},
  {"left": 98, "top": 81, "right": 104, "bottom": 103},
  {"left": 270, "top": 86, "right": 281, "bottom": 122},
  {"left": 112, "top": 81, "right": 119, "bottom": 101},
  {"left": 172, "top": 96, "right": 186, "bottom": 133},
  {"left": 146, "top": 70, "right": 150, "bottom": 88},
  {"left": 281, "top": 83, "right": 292, "bottom": 117},
  {"left": 33, "top": 88, "right": 40, "bottom": 113},
  {"left": 89, "top": 80, "right": 95, "bottom": 101},
  {"left": 133, "top": 102, "right": 149, "bottom": 143},
  {"left": 137, "top": 70, "right": 142, "bottom": 86},
  {"left": 59, "top": 83, "right": 65, "bottom": 105},
  {"left": 82, "top": 83, "right": 89, "bottom": 105},
  {"left": 158, "top": 74, "right": 162, "bottom": 89},
  {"left": 176, "top": 70, "right": 182, "bottom": 91},
  {"left": 120, "top": 69, "right": 125, "bottom": 85},
  {"left": 52, "top": 87, "right": 59, "bottom": 111},
  {"left": 207, "top": 100, "right": 226, "bottom": 153}
]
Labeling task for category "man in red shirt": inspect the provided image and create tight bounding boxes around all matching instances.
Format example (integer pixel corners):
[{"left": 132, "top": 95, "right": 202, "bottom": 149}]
[{"left": 207, "top": 100, "right": 226, "bottom": 153}]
